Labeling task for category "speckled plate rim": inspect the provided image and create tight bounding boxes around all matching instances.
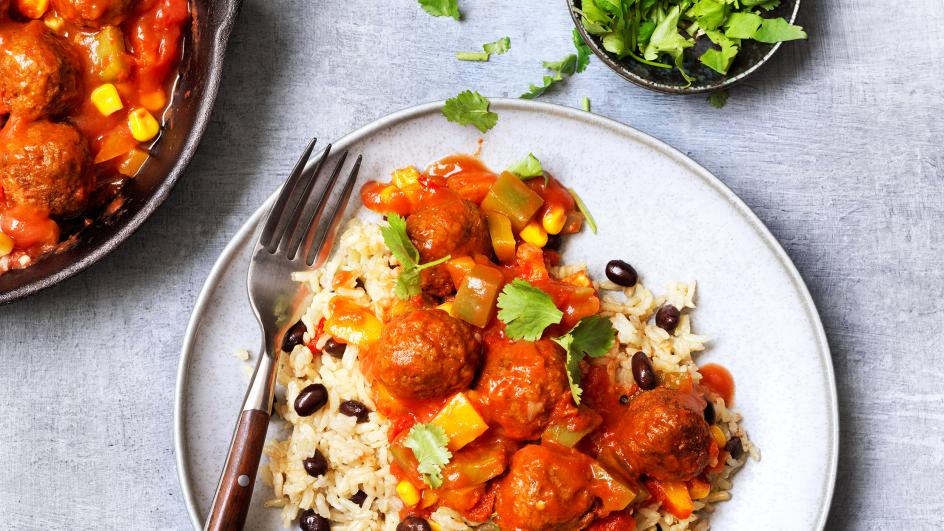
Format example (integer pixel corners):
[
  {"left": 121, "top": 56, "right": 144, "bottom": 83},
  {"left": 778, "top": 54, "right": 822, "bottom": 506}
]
[{"left": 174, "top": 98, "right": 838, "bottom": 530}]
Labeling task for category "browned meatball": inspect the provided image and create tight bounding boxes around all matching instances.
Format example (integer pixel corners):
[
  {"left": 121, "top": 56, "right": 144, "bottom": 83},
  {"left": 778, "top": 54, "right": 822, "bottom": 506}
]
[
  {"left": 607, "top": 387, "right": 711, "bottom": 481},
  {"left": 0, "top": 120, "right": 91, "bottom": 217},
  {"left": 371, "top": 308, "right": 481, "bottom": 400},
  {"left": 494, "top": 444, "right": 594, "bottom": 531},
  {"left": 0, "top": 21, "right": 83, "bottom": 120},
  {"left": 51, "top": 0, "right": 135, "bottom": 27},
  {"left": 406, "top": 194, "right": 490, "bottom": 297},
  {"left": 476, "top": 340, "right": 568, "bottom": 440}
]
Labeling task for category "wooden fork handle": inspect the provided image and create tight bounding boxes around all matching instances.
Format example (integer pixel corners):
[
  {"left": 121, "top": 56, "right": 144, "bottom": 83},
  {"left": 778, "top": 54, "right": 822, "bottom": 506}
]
[{"left": 205, "top": 409, "right": 270, "bottom": 531}]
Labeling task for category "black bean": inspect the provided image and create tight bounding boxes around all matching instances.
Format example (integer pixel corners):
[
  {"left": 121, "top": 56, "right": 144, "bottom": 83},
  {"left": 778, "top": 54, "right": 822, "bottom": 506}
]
[
  {"left": 704, "top": 401, "right": 716, "bottom": 424},
  {"left": 349, "top": 490, "right": 368, "bottom": 507},
  {"left": 339, "top": 400, "right": 371, "bottom": 423},
  {"left": 655, "top": 305, "right": 680, "bottom": 332},
  {"left": 396, "top": 516, "right": 431, "bottom": 531},
  {"left": 299, "top": 509, "right": 330, "bottom": 531},
  {"left": 605, "top": 259, "right": 638, "bottom": 287},
  {"left": 725, "top": 436, "right": 744, "bottom": 459},
  {"left": 631, "top": 351, "right": 658, "bottom": 390},
  {"left": 294, "top": 384, "right": 328, "bottom": 417},
  {"left": 619, "top": 394, "right": 629, "bottom": 405},
  {"left": 303, "top": 450, "right": 328, "bottom": 477},
  {"left": 323, "top": 338, "right": 347, "bottom": 358},
  {"left": 545, "top": 233, "right": 563, "bottom": 251},
  {"left": 282, "top": 320, "right": 308, "bottom": 352}
]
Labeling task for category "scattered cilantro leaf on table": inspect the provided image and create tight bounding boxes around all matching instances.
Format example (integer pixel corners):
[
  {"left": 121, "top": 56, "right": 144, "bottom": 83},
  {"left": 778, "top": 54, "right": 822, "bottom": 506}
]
[
  {"left": 708, "top": 90, "right": 729, "bottom": 109},
  {"left": 404, "top": 423, "right": 452, "bottom": 488},
  {"left": 497, "top": 279, "right": 563, "bottom": 341},
  {"left": 553, "top": 315, "right": 617, "bottom": 404},
  {"left": 483, "top": 36, "right": 511, "bottom": 55},
  {"left": 456, "top": 51, "right": 490, "bottom": 61},
  {"left": 507, "top": 153, "right": 543, "bottom": 181},
  {"left": 381, "top": 213, "right": 451, "bottom": 300},
  {"left": 521, "top": 30, "right": 592, "bottom": 99},
  {"left": 581, "top": 96, "right": 591, "bottom": 112},
  {"left": 568, "top": 187, "right": 597, "bottom": 234},
  {"left": 573, "top": 29, "right": 591, "bottom": 73},
  {"left": 442, "top": 90, "right": 498, "bottom": 133},
  {"left": 418, "top": 0, "right": 459, "bottom": 21}
]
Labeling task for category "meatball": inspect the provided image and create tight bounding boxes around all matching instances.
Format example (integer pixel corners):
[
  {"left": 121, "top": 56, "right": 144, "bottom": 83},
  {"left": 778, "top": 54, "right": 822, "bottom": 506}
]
[
  {"left": 0, "top": 120, "right": 91, "bottom": 217},
  {"left": 607, "top": 387, "right": 712, "bottom": 481},
  {"left": 0, "top": 21, "right": 83, "bottom": 120},
  {"left": 371, "top": 308, "right": 481, "bottom": 400},
  {"left": 406, "top": 195, "right": 490, "bottom": 296},
  {"left": 476, "top": 340, "right": 568, "bottom": 440},
  {"left": 51, "top": 0, "right": 135, "bottom": 27},
  {"left": 494, "top": 444, "right": 594, "bottom": 531}
]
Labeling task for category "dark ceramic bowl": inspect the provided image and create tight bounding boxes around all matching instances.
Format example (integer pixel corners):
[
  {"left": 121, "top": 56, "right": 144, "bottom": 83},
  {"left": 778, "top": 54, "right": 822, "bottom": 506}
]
[
  {"left": 0, "top": 0, "right": 241, "bottom": 304},
  {"left": 568, "top": 0, "right": 800, "bottom": 94}
]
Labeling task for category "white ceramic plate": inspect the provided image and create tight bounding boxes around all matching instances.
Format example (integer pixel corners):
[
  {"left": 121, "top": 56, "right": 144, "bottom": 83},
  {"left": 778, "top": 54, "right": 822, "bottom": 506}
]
[{"left": 174, "top": 99, "right": 837, "bottom": 530}]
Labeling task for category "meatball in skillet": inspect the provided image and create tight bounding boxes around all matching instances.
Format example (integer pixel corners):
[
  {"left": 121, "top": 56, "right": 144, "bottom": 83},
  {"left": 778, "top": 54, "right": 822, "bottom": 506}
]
[
  {"left": 406, "top": 194, "right": 490, "bottom": 297},
  {"left": 52, "top": 0, "right": 135, "bottom": 28},
  {"left": 607, "top": 387, "right": 712, "bottom": 482},
  {"left": 371, "top": 308, "right": 481, "bottom": 400},
  {"left": 0, "top": 21, "right": 83, "bottom": 120},
  {"left": 0, "top": 120, "right": 91, "bottom": 217}
]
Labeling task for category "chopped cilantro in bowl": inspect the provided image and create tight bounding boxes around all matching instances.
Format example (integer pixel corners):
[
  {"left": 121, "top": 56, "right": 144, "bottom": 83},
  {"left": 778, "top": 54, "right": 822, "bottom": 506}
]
[{"left": 568, "top": 0, "right": 805, "bottom": 93}]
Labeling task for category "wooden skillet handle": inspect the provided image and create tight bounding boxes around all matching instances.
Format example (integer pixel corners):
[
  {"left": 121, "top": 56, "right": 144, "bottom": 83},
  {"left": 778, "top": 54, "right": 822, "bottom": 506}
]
[{"left": 205, "top": 409, "right": 270, "bottom": 531}]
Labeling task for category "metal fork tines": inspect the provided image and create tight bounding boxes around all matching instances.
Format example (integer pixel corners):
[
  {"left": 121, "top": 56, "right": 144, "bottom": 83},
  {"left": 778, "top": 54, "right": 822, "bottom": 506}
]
[{"left": 204, "top": 138, "right": 361, "bottom": 531}]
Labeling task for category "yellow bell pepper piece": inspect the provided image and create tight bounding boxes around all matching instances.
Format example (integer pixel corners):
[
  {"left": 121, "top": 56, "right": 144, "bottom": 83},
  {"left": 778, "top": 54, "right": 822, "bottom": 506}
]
[
  {"left": 118, "top": 148, "right": 149, "bottom": 176},
  {"left": 128, "top": 108, "right": 160, "bottom": 142},
  {"left": 392, "top": 166, "right": 420, "bottom": 189},
  {"left": 16, "top": 0, "right": 48, "bottom": 18},
  {"left": 91, "top": 84, "right": 123, "bottom": 117},
  {"left": 324, "top": 297, "right": 382, "bottom": 347},
  {"left": 485, "top": 211, "right": 516, "bottom": 263},
  {"left": 0, "top": 232, "right": 14, "bottom": 257},
  {"left": 430, "top": 392, "right": 488, "bottom": 451}
]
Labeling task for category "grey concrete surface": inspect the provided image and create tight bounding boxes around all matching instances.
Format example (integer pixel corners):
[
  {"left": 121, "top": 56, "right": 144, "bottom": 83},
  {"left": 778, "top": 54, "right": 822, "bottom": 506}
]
[{"left": 2, "top": 0, "right": 943, "bottom": 529}]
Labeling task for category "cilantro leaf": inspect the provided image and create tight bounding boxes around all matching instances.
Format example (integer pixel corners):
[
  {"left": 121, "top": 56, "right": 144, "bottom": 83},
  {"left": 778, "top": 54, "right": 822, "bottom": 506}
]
[
  {"left": 381, "top": 213, "right": 451, "bottom": 300},
  {"left": 687, "top": 0, "right": 728, "bottom": 31},
  {"left": 568, "top": 187, "right": 597, "bottom": 234},
  {"left": 752, "top": 17, "right": 807, "bottom": 43},
  {"left": 507, "top": 153, "right": 543, "bottom": 179},
  {"left": 643, "top": 6, "right": 694, "bottom": 64},
  {"left": 483, "top": 36, "right": 511, "bottom": 55},
  {"left": 456, "top": 51, "right": 489, "bottom": 62},
  {"left": 581, "top": 96, "right": 591, "bottom": 112},
  {"left": 573, "top": 29, "right": 592, "bottom": 73},
  {"left": 380, "top": 213, "right": 419, "bottom": 266},
  {"left": 553, "top": 315, "right": 617, "bottom": 404},
  {"left": 497, "top": 279, "right": 563, "bottom": 341},
  {"left": 700, "top": 30, "right": 739, "bottom": 75},
  {"left": 708, "top": 90, "right": 729, "bottom": 109},
  {"left": 418, "top": 0, "right": 459, "bottom": 20},
  {"left": 724, "top": 12, "right": 763, "bottom": 39},
  {"left": 442, "top": 90, "right": 498, "bottom": 133},
  {"left": 404, "top": 423, "right": 452, "bottom": 488}
]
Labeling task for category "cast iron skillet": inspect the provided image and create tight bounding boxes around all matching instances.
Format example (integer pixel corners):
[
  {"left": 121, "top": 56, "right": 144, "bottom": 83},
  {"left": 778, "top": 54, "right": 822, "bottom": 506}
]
[{"left": 0, "top": 0, "right": 242, "bottom": 304}]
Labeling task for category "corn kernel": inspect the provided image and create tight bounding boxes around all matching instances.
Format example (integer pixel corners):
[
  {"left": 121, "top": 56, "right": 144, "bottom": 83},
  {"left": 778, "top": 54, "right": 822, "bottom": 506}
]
[
  {"left": 429, "top": 522, "right": 442, "bottom": 531},
  {"left": 396, "top": 480, "right": 420, "bottom": 506},
  {"left": 17, "top": 0, "right": 48, "bottom": 19},
  {"left": 43, "top": 14, "right": 63, "bottom": 31},
  {"left": 392, "top": 166, "right": 420, "bottom": 189},
  {"left": 127, "top": 108, "right": 160, "bottom": 142},
  {"left": 139, "top": 89, "right": 167, "bottom": 112},
  {"left": 710, "top": 425, "right": 726, "bottom": 448},
  {"left": 541, "top": 205, "right": 566, "bottom": 235},
  {"left": 436, "top": 301, "right": 454, "bottom": 316},
  {"left": 519, "top": 221, "right": 548, "bottom": 248},
  {"left": 90, "top": 84, "right": 123, "bottom": 117},
  {"left": 0, "top": 232, "right": 14, "bottom": 257}
]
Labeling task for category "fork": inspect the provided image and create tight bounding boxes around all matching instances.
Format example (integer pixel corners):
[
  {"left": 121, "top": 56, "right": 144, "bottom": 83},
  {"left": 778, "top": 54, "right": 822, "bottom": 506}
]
[{"left": 204, "top": 139, "right": 362, "bottom": 531}]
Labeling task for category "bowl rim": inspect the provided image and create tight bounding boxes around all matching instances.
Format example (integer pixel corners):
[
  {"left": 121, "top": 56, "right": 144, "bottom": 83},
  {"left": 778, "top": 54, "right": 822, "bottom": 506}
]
[
  {"left": 567, "top": 0, "right": 802, "bottom": 94},
  {"left": 0, "top": 0, "right": 243, "bottom": 304}
]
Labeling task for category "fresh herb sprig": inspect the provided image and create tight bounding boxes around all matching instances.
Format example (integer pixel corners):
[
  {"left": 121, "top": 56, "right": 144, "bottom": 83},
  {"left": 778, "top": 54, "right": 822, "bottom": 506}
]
[
  {"left": 404, "top": 423, "right": 452, "bottom": 488},
  {"left": 554, "top": 315, "right": 617, "bottom": 404},
  {"left": 442, "top": 90, "right": 499, "bottom": 133},
  {"left": 418, "top": 0, "right": 460, "bottom": 21},
  {"left": 380, "top": 213, "right": 450, "bottom": 300},
  {"left": 521, "top": 30, "right": 592, "bottom": 99}
]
